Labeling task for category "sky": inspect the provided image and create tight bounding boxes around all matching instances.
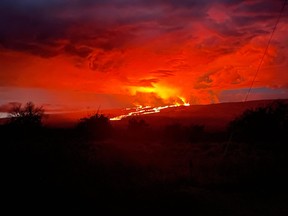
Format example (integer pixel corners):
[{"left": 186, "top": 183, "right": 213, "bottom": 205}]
[{"left": 0, "top": 0, "right": 288, "bottom": 112}]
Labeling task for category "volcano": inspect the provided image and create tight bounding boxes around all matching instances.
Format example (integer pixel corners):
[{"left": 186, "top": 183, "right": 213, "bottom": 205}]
[{"left": 43, "top": 99, "right": 287, "bottom": 130}]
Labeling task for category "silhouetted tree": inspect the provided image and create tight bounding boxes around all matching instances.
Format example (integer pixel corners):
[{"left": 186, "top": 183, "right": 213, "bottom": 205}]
[
  {"left": 7, "top": 101, "right": 45, "bottom": 129},
  {"left": 228, "top": 100, "right": 288, "bottom": 147},
  {"left": 76, "top": 112, "right": 112, "bottom": 140}
]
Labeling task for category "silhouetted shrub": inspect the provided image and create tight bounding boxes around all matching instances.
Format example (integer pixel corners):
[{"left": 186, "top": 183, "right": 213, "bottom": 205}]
[
  {"left": 228, "top": 100, "right": 288, "bottom": 147},
  {"left": 76, "top": 113, "right": 112, "bottom": 140},
  {"left": 6, "top": 101, "right": 45, "bottom": 130}
]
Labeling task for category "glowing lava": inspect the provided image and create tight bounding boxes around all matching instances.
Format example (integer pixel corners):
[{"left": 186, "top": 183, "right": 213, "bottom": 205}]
[{"left": 110, "top": 98, "right": 190, "bottom": 121}]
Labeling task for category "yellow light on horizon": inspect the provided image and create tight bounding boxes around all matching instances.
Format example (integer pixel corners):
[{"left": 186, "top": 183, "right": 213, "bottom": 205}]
[{"left": 129, "top": 84, "right": 180, "bottom": 100}]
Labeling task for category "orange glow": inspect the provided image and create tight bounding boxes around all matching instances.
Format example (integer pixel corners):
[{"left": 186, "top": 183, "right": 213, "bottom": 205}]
[
  {"left": 0, "top": 1, "right": 287, "bottom": 111},
  {"left": 128, "top": 83, "right": 186, "bottom": 104},
  {"left": 129, "top": 84, "right": 179, "bottom": 99},
  {"left": 110, "top": 100, "right": 190, "bottom": 121}
]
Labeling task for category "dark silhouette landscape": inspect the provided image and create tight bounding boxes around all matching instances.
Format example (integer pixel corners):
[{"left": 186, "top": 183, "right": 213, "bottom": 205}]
[{"left": 2, "top": 99, "right": 288, "bottom": 214}]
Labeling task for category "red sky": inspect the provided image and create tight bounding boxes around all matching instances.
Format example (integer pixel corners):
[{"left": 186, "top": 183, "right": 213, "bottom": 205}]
[{"left": 0, "top": 0, "right": 288, "bottom": 112}]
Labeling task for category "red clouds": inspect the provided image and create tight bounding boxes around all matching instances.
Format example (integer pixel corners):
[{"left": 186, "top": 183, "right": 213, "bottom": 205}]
[{"left": 0, "top": 0, "right": 287, "bottom": 109}]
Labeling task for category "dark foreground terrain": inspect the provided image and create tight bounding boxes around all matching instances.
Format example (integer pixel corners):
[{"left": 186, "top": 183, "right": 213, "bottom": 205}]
[{"left": 2, "top": 100, "right": 288, "bottom": 215}]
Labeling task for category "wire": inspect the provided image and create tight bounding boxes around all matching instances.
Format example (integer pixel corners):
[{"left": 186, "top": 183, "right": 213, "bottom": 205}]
[
  {"left": 244, "top": 0, "right": 287, "bottom": 102},
  {"left": 224, "top": 0, "right": 287, "bottom": 155}
]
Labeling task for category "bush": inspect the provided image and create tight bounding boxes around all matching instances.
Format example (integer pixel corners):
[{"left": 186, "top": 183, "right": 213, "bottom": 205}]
[
  {"left": 228, "top": 100, "right": 288, "bottom": 147},
  {"left": 76, "top": 113, "right": 112, "bottom": 140},
  {"left": 6, "top": 101, "right": 45, "bottom": 129}
]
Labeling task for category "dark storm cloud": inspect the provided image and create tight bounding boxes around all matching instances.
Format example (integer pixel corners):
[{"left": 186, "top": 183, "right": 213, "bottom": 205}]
[
  {"left": 0, "top": 0, "right": 286, "bottom": 59},
  {"left": 64, "top": 44, "right": 93, "bottom": 58},
  {"left": 232, "top": 0, "right": 288, "bottom": 26},
  {"left": 235, "top": 0, "right": 286, "bottom": 14},
  {"left": 0, "top": 0, "right": 163, "bottom": 57},
  {"left": 0, "top": 0, "right": 70, "bottom": 57}
]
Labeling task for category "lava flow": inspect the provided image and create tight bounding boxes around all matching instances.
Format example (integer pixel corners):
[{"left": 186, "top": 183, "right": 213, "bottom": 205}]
[{"left": 110, "top": 100, "right": 190, "bottom": 121}]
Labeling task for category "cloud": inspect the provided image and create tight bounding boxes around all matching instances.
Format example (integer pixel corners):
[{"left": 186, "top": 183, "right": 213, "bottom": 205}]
[
  {"left": 126, "top": 78, "right": 159, "bottom": 87},
  {"left": 150, "top": 70, "right": 175, "bottom": 78},
  {"left": 0, "top": 102, "right": 21, "bottom": 112},
  {"left": 87, "top": 49, "right": 126, "bottom": 72},
  {"left": 0, "top": 0, "right": 287, "bottom": 108}
]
